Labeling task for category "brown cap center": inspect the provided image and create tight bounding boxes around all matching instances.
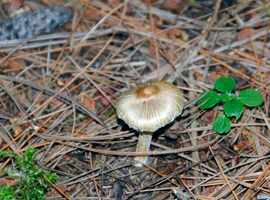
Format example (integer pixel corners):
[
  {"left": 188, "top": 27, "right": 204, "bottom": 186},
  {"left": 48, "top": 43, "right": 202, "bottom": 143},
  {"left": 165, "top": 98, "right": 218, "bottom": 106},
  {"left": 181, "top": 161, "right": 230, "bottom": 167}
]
[{"left": 136, "top": 85, "right": 160, "bottom": 99}]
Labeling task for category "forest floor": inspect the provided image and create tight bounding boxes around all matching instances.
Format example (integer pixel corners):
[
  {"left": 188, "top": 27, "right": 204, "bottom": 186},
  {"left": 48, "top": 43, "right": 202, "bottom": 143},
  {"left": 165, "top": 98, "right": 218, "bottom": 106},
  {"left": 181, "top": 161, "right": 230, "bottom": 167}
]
[{"left": 0, "top": 0, "right": 270, "bottom": 199}]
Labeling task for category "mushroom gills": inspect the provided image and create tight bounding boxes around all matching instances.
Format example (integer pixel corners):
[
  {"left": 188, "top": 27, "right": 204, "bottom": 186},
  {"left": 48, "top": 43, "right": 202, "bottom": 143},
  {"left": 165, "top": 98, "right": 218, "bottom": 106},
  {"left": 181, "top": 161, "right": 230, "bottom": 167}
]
[
  {"left": 134, "top": 132, "right": 153, "bottom": 167},
  {"left": 115, "top": 81, "right": 184, "bottom": 168}
]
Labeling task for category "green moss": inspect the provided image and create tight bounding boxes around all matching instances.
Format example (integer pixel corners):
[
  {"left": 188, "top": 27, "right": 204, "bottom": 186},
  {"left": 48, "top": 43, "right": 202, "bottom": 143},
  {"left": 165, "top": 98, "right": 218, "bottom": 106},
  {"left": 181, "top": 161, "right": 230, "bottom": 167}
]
[{"left": 0, "top": 148, "right": 57, "bottom": 200}]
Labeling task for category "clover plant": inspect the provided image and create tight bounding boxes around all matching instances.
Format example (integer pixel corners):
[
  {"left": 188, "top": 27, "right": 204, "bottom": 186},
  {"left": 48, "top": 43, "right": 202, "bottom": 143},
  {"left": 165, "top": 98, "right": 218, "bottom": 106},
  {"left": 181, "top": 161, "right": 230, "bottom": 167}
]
[
  {"left": 197, "top": 77, "right": 264, "bottom": 134},
  {"left": 0, "top": 148, "right": 57, "bottom": 200}
]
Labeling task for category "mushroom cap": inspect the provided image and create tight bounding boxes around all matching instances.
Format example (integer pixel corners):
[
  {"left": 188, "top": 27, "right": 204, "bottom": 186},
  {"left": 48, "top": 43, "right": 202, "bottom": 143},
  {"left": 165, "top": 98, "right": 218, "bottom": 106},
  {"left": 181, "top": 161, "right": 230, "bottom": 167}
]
[{"left": 116, "top": 81, "right": 184, "bottom": 132}]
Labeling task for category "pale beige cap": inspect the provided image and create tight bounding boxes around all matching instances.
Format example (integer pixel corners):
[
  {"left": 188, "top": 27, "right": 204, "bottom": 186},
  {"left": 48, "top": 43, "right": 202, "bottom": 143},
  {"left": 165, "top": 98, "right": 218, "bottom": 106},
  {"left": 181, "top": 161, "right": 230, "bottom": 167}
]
[{"left": 116, "top": 81, "right": 184, "bottom": 132}]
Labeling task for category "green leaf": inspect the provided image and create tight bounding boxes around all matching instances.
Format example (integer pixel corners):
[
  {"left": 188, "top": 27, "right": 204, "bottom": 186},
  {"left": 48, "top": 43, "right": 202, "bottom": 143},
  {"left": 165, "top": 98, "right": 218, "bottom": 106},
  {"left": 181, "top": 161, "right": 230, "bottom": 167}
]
[
  {"left": 213, "top": 114, "right": 231, "bottom": 134},
  {"left": 237, "top": 89, "right": 264, "bottom": 106},
  {"left": 224, "top": 99, "right": 244, "bottom": 120},
  {"left": 214, "top": 77, "right": 235, "bottom": 93},
  {"left": 219, "top": 93, "right": 230, "bottom": 101},
  {"left": 197, "top": 91, "right": 221, "bottom": 109},
  {"left": 186, "top": 0, "right": 196, "bottom": 3}
]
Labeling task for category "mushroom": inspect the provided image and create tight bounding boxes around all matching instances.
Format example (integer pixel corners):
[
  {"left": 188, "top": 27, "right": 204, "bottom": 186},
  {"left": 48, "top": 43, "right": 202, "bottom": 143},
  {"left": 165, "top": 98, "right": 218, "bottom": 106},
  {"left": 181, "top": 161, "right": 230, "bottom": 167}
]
[{"left": 116, "top": 81, "right": 184, "bottom": 167}]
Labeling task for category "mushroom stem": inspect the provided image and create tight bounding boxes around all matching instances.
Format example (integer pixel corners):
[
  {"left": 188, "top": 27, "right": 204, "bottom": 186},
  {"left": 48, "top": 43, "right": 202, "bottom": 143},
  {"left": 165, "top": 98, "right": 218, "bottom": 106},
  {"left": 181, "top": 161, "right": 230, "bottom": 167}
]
[{"left": 134, "top": 132, "right": 153, "bottom": 167}]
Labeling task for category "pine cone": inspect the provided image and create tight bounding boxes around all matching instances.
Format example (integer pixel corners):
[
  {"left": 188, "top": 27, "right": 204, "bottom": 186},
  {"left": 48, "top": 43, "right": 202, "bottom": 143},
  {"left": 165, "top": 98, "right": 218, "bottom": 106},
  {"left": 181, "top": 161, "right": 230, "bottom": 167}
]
[{"left": 0, "top": 7, "right": 73, "bottom": 41}]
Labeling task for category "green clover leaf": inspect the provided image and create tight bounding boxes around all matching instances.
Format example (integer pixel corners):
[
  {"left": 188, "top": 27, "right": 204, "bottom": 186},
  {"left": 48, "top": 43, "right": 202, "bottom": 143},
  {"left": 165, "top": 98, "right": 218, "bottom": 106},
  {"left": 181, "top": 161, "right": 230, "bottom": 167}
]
[
  {"left": 213, "top": 114, "right": 231, "bottom": 134},
  {"left": 237, "top": 89, "right": 264, "bottom": 106},
  {"left": 197, "top": 91, "right": 221, "bottom": 109},
  {"left": 214, "top": 77, "right": 235, "bottom": 93},
  {"left": 224, "top": 99, "right": 244, "bottom": 120}
]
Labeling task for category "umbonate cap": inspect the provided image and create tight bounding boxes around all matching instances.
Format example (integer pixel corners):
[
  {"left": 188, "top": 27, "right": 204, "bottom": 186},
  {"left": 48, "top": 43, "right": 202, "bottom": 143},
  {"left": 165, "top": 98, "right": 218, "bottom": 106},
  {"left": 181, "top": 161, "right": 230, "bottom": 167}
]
[{"left": 116, "top": 81, "right": 184, "bottom": 132}]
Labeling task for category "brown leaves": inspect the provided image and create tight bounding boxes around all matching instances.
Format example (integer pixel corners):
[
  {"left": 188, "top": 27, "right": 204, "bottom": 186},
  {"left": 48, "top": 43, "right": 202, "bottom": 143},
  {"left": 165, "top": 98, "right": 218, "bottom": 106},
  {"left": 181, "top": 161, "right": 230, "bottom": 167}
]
[
  {"left": 80, "top": 93, "right": 96, "bottom": 113},
  {"left": 108, "top": 0, "right": 121, "bottom": 7},
  {"left": 12, "top": 126, "right": 23, "bottom": 137},
  {"left": 0, "top": 178, "right": 16, "bottom": 186},
  {"left": 101, "top": 96, "right": 110, "bottom": 106},
  {"left": 50, "top": 184, "right": 68, "bottom": 197},
  {"left": 161, "top": 0, "right": 186, "bottom": 14},
  {"left": 149, "top": 43, "right": 156, "bottom": 56},
  {"left": 201, "top": 186, "right": 216, "bottom": 196},
  {"left": 237, "top": 28, "right": 257, "bottom": 41},
  {"left": 210, "top": 143, "right": 219, "bottom": 150},
  {"left": 163, "top": 0, "right": 180, "bottom": 9},
  {"left": 108, "top": 0, "right": 132, "bottom": 14},
  {"left": 8, "top": 0, "right": 23, "bottom": 14},
  {"left": 57, "top": 75, "right": 74, "bottom": 88},
  {"left": 233, "top": 141, "right": 252, "bottom": 152},
  {"left": 202, "top": 110, "right": 215, "bottom": 124},
  {"left": 33, "top": 91, "right": 44, "bottom": 109},
  {"left": 168, "top": 28, "right": 188, "bottom": 40},
  {"left": 130, "top": 34, "right": 141, "bottom": 43},
  {"left": 3, "top": 59, "right": 22, "bottom": 70}
]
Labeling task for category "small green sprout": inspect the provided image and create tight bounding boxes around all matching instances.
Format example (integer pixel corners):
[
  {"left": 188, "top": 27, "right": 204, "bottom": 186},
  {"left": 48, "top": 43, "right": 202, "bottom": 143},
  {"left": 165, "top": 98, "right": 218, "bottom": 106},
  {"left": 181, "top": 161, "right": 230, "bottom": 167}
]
[
  {"left": 0, "top": 148, "right": 57, "bottom": 200},
  {"left": 197, "top": 77, "right": 264, "bottom": 134}
]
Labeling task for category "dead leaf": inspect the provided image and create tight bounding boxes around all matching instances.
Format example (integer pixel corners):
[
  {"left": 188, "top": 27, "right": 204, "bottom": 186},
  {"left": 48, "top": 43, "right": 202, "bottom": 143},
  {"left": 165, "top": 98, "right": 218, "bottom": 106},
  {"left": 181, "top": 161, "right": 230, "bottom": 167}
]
[
  {"left": 3, "top": 59, "right": 22, "bottom": 70},
  {"left": 0, "top": 178, "right": 16, "bottom": 186},
  {"left": 202, "top": 109, "right": 215, "bottom": 124},
  {"left": 80, "top": 93, "right": 96, "bottom": 113},
  {"left": 231, "top": 157, "right": 238, "bottom": 167},
  {"left": 51, "top": 98, "right": 62, "bottom": 106},
  {"left": 57, "top": 75, "right": 75, "bottom": 88},
  {"left": 130, "top": 34, "right": 141, "bottom": 43},
  {"left": 209, "top": 71, "right": 223, "bottom": 81},
  {"left": 163, "top": 0, "right": 180, "bottom": 9},
  {"left": 210, "top": 143, "right": 219, "bottom": 150},
  {"left": 168, "top": 28, "right": 187, "bottom": 40},
  {"left": 101, "top": 96, "right": 110, "bottom": 106},
  {"left": 2, "top": 0, "right": 9, "bottom": 4},
  {"left": 237, "top": 28, "right": 257, "bottom": 41},
  {"left": 166, "top": 49, "right": 174, "bottom": 60},
  {"left": 251, "top": 12, "right": 257, "bottom": 18},
  {"left": 124, "top": 4, "right": 132, "bottom": 14},
  {"left": 10, "top": 112, "right": 23, "bottom": 124},
  {"left": 199, "top": 137, "right": 208, "bottom": 144},
  {"left": 154, "top": 17, "right": 163, "bottom": 26},
  {"left": 202, "top": 186, "right": 216, "bottom": 196},
  {"left": 108, "top": 0, "right": 121, "bottom": 7},
  {"left": 12, "top": 126, "right": 23, "bottom": 137},
  {"left": 149, "top": 43, "right": 156, "bottom": 56},
  {"left": 233, "top": 141, "right": 252, "bottom": 152},
  {"left": 9, "top": 0, "right": 22, "bottom": 14},
  {"left": 33, "top": 91, "right": 44, "bottom": 108},
  {"left": 50, "top": 184, "right": 68, "bottom": 197}
]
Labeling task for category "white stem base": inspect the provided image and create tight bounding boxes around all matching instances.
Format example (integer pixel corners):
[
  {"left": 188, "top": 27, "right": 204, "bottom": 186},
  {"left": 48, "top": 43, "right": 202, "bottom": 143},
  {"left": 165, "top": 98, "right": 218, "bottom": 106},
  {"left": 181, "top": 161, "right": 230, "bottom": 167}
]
[{"left": 134, "top": 132, "right": 153, "bottom": 167}]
